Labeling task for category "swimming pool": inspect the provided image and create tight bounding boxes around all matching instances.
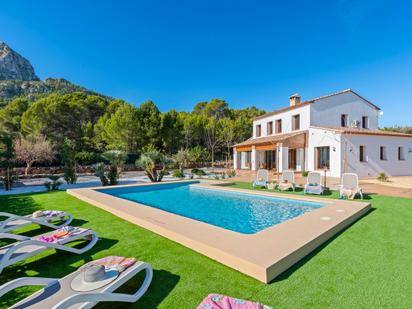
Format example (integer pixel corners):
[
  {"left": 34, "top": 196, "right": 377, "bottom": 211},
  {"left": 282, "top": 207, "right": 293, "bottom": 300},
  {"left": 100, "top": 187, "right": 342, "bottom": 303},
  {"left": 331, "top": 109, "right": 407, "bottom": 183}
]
[{"left": 98, "top": 182, "right": 324, "bottom": 234}]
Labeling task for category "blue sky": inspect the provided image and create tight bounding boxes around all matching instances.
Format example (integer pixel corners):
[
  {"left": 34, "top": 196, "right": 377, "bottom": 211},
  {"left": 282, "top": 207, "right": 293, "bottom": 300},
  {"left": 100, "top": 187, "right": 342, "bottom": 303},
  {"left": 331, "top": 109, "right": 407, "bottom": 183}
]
[{"left": 1, "top": 0, "right": 411, "bottom": 126}]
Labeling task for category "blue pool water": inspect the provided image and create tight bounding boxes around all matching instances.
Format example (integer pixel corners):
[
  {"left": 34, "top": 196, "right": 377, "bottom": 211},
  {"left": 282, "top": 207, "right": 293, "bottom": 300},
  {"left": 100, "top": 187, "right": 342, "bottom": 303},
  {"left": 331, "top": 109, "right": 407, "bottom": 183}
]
[{"left": 98, "top": 182, "right": 324, "bottom": 234}]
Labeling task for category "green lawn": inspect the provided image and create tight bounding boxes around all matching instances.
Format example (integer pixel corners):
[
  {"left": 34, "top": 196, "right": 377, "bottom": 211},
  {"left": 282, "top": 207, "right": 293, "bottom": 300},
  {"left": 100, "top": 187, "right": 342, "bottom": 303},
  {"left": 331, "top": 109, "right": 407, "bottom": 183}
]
[{"left": 0, "top": 183, "right": 411, "bottom": 308}]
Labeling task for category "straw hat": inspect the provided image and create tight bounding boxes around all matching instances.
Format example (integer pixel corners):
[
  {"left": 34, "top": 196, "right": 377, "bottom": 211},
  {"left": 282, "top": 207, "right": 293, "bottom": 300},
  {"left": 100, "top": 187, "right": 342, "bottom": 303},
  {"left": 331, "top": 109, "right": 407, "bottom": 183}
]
[{"left": 71, "top": 264, "right": 119, "bottom": 292}]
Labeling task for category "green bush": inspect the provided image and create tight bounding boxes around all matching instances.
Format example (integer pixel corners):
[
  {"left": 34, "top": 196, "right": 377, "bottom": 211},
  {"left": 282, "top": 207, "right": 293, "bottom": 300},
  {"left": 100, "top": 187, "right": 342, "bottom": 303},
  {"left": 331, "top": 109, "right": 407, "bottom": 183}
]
[
  {"left": 191, "top": 168, "right": 206, "bottom": 176},
  {"left": 75, "top": 151, "right": 98, "bottom": 165},
  {"left": 172, "top": 169, "right": 184, "bottom": 178},
  {"left": 377, "top": 172, "right": 388, "bottom": 182},
  {"left": 44, "top": 175, "right": 62, "bottom": 191},
  {"left": 62, "top": 139, "right": 77, "bottom": 184},
  {"left": 302, "top": 171, "right": 309, "bottom": 177}
]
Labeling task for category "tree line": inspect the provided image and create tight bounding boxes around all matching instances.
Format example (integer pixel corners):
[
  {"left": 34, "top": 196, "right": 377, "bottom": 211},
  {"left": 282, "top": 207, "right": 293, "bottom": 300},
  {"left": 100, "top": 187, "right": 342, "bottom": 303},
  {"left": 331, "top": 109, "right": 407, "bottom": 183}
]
[{"left": 0, "top": 92, "right": 265, "bottom": 172}]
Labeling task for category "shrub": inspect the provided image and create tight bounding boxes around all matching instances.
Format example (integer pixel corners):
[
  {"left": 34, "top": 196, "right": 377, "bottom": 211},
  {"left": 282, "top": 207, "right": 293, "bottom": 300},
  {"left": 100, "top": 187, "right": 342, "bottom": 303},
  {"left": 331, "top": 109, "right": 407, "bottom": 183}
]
[
  {"left": 302, "top": 171, "right": 309, "bottom": 177},
  {"left": 188, "top": 146, "right": 210, "bottom": 163},
  {"left": 75, "top": 151, "right": 98, "bottom": 165},
  {"left": 377, "top": 172, "right": 389, "bottom": 182},
  {"left": 94, "top": 162, "right": 109, "bottom": 186},
  {"left": 0, "top": 133, "right": 15, "bottom": 191},
  {"left": 173, "top": 149, "right": 190, "bottom": 173},
  {"left": 94, "top": 150, "right": 127, "bottom": 186},
  {"left": 62, "top": 139, "right": 77, "bottom": 184},
  {"left": 191, "top": 168, "right": 206, "bottom": 176},
  {"left": 172, "top": 169, "right": 184, "bottom": 178},
  {"left": 44, "top": 175, "right": 62, "bottom": 191},
  {"left": 225, "top": 168, "right": 236, "bottom": 178},
  {"left": 136, "top": 146, "right": 172, "bottom": 182}
]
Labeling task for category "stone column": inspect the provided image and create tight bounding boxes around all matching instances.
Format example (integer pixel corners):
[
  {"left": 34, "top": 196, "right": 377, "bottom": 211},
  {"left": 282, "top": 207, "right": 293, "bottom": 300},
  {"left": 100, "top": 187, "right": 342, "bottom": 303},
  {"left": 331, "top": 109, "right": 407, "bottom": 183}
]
[
  {"left": 251, "top": 146, "right": 257, "bottom": 171},
  {"left": 233, "top": 148, "right": 238, "bottom": 170},
  {"left": 278, "top": 143, "right": 288, "bottom": 172}
]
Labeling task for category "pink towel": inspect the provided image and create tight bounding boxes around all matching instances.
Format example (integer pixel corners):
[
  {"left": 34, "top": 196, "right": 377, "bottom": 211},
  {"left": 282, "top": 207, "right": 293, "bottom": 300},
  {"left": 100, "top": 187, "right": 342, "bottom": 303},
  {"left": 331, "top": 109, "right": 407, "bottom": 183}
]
[{"left": 197, "top": 294, "right": 272, "bottom": 309}]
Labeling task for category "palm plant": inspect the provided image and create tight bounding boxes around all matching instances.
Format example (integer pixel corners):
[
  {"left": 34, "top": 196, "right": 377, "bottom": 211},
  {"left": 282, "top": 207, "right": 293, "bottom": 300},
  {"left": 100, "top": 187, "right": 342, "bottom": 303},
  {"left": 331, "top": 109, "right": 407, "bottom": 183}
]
[
  {"left": 136, "top": 147, "right": 171, "bottom": 182},
  {"left": 94, "top": 150, "right": 127, "bottom": 186}
]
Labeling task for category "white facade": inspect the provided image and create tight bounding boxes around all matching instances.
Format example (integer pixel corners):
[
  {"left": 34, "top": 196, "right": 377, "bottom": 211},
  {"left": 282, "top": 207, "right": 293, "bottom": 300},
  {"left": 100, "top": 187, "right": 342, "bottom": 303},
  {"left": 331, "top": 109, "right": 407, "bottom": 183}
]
[
  {"left": 341, "top": 134, "right": 412, "bottom": 177},
  {"left": 235, "top": 90, "right": 412, "bottom": 178}
]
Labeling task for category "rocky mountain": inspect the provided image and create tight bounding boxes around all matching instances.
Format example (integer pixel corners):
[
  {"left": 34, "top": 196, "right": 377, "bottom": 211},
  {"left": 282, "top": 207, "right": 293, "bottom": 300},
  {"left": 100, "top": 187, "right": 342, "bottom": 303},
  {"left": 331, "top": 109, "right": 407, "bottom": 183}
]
[
  {"left": 0, "top": 78, "right": 108, "bottom": 102},
  {"left": 0, "top": 41, "right": 39, "bottom": 81},
  {"left": 0, "top": 42, "right": 109, "bottom": 104}
]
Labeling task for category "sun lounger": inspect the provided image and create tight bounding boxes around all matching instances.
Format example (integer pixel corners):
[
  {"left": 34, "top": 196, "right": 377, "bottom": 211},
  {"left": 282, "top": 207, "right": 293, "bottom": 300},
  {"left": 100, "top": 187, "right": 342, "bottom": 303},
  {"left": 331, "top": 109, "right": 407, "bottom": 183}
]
[
  {"left": 252, "top": 169, "right": 269, "bottom": 188},
  {"left": 0, "top": 226, "right": 98, "bottom": 274},
  {"left": 340, "top": 173, "right": 363, "bottom": 199},
  {"left": 0, "top": 256, "right": 153, "bottom": 309},
  {"left": 0, "top": 210, "right": 72, "bottom": 233},
  {"left": 304, "top": 172, "right": 324, "bottom": 195},
  {"left": 278, "top": 170, "right": 296, "bottom": 191}
]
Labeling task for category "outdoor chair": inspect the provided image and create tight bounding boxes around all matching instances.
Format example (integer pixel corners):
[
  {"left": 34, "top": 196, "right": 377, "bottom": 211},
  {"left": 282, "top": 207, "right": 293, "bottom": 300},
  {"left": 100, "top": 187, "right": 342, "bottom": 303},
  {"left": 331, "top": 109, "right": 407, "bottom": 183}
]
[
  {"left": 340, "top": 173, "right": 363, "bottom": 199},
  {"left": 0, "top": 256, "right": 153, "bottom": 308},
  {"left": 304, "top": 172, "right": 324, "bottom": 195},
  {"left": 0, "top": 210, "right": 72, "bottom": 233},
  {"left": 0, "top": 226, "right": 98, "bottom": 274},
  {"left": 252, "top": 169, "right": 269, "bottom": 188},
  {"left": 278, "top": 170, "right": 296, "bottom": 191}
]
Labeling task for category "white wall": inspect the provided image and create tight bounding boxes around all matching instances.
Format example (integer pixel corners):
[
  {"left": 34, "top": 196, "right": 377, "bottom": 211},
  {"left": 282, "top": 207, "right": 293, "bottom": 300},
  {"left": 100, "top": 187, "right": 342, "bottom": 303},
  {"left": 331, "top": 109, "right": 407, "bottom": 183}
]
[
  {"left": 307, "top": 127, "right": 342, "bottom": 177},
  {"left": 342, "top": 135, "right": 412, "bottom": 177},
  {"left": 310, "top": 92, "right": 380, "bottom": 129},
  {"left": 252, "top": 104, "right": 311, "bottom": 138}
]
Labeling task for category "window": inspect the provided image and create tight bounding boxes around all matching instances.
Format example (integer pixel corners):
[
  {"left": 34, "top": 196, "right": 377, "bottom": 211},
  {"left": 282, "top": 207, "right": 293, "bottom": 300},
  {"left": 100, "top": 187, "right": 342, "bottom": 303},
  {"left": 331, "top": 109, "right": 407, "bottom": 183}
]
[
  {"left": 275, "top": 119, "right": 282, "bottom": 133},
  {"left": 267, "top": 121, "right": 273, "bottom": 135},
  {"left": 288, "top": 149, "right": 297, "bottom": 170},
  {"left": 264, "top": 150, "right": 277, "bottom": 170},
  {"left": 241, "top": 151, "right": 252, "bottom": 169},
  {"left": 380, "top": 146, "right": 387, "bottom": 161},
  {"left": 362, "top": 116, "right": 369, "bottom": 129},
  {"left": 256, "top": 124, "right": 261, "bottom": 137},
  {"left": 359, "top": 145, "right": 367, "bottom": 162},
  {"left": 398, "top": 147, "right": 405, "bottom": 160},
  {"left": 341, "top": 114, "right": 348, "bottom": 127},
  {"left": 292, "top": 114, "right": 300, "bottom": 130},
  {"left": 315, "top": 147, "right": 330, "bottom": 169}
]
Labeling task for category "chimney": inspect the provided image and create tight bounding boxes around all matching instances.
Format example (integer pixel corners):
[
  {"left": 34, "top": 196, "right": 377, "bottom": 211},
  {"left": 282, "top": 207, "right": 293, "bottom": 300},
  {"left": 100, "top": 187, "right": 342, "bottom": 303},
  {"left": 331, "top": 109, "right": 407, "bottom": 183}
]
[{"left": 289, "top": 93, "right": 300, "bottom": 106}]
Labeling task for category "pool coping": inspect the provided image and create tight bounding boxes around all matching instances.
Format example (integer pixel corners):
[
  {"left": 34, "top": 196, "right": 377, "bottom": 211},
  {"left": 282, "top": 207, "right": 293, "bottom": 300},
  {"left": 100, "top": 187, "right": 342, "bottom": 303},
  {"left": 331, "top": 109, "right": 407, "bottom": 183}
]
[{"left": 67, "top": 180, "right": 371, "bottom": 283}]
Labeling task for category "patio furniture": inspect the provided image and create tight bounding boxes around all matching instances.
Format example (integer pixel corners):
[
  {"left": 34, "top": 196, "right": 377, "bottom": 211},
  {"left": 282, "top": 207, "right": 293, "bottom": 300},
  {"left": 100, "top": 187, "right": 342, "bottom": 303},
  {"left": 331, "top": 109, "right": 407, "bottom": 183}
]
[
  {"left": 0, "top": 210, "right": 73, "bottom": 233},
  {"left": 197, "top": 293, "right": 273, "bottom": 309},
  {"left": 278, "top": 170, "right": 296, "bottom": 191},
  {"left": 0, "top": 226, "right": 98, "bottom": 274},
  {"left": 304, "top": 172, "right": 324, "bottom": 195},
  {"left": 340, "top": 173, "right": 363, "bottom": 199},
  {"left": 0, "top": 256, "right": 153, "bottom": 309},
  {"left": 252, "top": 169, "right": 269, "bottom": 188}
]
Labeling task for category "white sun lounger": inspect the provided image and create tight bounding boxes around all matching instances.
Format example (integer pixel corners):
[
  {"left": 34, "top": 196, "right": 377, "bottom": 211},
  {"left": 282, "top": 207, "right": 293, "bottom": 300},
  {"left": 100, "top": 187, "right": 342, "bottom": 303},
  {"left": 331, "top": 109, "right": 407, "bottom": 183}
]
[
  {"left": 278, "top": 170, "right": 296, "bottom": 191},
  {"left": 304, "top": 172, "right": 324, "bottom": 195},
  {"left": 0, "top": 260, "right": 153, "bottom": 308},
  {"left": 340, "top": 173, "right": 363, "bottom": 199},
  {"left": 252, "top": 169, "right": 269, "bottom": 188},
  {"left": 0, "top": 227, "right": 98, "bottom": 274},
  {"left": 0, "top": 210, "right": 73, "bottom": 233}
]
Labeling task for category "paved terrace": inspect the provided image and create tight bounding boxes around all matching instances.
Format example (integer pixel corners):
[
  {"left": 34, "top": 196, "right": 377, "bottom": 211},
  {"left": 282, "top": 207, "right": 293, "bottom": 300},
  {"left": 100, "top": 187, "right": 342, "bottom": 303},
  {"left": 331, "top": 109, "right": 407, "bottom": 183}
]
[{"left": 233, "top": 170, "right": 412, "bottom": 198}]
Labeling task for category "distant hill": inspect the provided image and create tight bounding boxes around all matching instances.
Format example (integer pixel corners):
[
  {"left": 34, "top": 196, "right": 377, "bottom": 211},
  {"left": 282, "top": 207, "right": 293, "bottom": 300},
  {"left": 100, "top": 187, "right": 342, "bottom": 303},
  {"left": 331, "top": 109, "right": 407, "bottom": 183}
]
[{"left": 0, "top": 78, "right": 109, "bottom": 103}]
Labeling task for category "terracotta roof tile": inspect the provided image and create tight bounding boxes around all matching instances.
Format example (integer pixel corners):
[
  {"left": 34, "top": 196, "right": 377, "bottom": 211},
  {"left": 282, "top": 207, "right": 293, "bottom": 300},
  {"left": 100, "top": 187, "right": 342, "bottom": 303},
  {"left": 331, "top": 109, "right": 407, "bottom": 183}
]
[{"left": 233, "top": 130, "right": 308, "bottom": 147}]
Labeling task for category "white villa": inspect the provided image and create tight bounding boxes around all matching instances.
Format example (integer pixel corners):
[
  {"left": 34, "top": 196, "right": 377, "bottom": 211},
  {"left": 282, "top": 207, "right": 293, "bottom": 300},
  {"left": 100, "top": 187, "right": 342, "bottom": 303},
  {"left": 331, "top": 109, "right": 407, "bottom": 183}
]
[{"left": 233, "top": 89, "right": 412, "bottom": 178}]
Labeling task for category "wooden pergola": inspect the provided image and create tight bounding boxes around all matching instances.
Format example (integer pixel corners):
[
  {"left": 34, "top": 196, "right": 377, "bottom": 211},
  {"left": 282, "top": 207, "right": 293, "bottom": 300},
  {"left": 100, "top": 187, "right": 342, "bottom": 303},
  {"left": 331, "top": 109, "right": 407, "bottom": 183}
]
[{"left": 233, "top": 130, "right": 308, "bottom": 181}]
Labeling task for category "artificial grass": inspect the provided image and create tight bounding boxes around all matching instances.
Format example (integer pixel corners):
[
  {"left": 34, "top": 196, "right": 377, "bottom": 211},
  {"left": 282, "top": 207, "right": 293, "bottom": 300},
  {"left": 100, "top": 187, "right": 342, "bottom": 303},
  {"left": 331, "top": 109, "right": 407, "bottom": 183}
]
[{"left": 0, "top": 185, "right": 411, "bottom": 308}]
